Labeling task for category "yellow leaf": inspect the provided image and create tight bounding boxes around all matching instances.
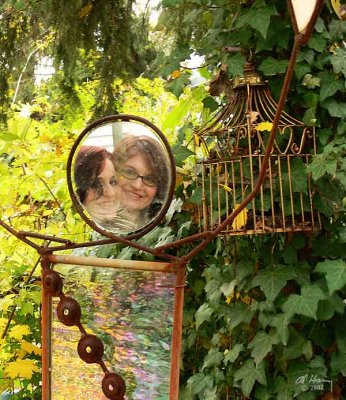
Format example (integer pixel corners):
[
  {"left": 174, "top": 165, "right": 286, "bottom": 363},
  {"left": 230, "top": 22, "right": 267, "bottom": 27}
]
[
  {"left": 0, "top": 317, "right": 8, "bottom": 331},
  {"left": 0, "top": 377, "right": 11, "bottom": 393},
  {"left": 4, "top": 359, "right": 39, "bottom": 379},
  {"left": 232, "top": 204, "right": 248, "bottom": 230},
  {"left": 194, "top": 133, "right": 201, "bottom": 147},
  {"left": 257, "top": 121, "right": 273, "bottom": 132},
  {"left": 21, "top": 341, "right": 42, "bottom": 356},
  {"left": 18, "top": 204, "right": 30, "bottom": 212},
  {"left": 171, "top": 70, "right": 181, "bottom": 79},
  {"left": 226, "top": 291, "right": 250, "bottom": 305},
  {"left": 9, "top": 325, "right": 31, "bottom": 340},
  {"left": 0, "top": 294, "right": 15, "bottom": 313},
  {"left": 78, "top": 3, "right": 93, "bottom": 18},
  {"left": 39, "top": 134, "right": 51, "bottom": 143},
  {"left": 17, "top": 349, "right": 27, "bottom": 359},
  {"left": 43, "top": 209, "right": 54, "bottom": 216},
  {"left": 331, "top": 0, "right": 341, "bottom": 15},
  {"left": 219, "top": 183, "right": 233, "bottom": 193}
]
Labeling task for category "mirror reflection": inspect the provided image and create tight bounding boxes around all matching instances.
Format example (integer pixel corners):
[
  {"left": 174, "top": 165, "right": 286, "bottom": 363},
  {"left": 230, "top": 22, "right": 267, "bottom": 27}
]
[
  {"left": 51, "top": 265, "right": 175, "bottom": 399},
  {"left": 73, "top": 120, "right": 172, "bottom": 235}
]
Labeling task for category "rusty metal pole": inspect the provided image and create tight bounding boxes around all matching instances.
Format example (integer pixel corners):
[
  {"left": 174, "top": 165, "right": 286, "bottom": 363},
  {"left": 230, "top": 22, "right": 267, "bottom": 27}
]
[
  {"left": 169, "top": 262, "right": 186, "bottom": 400},
  {"left": 41, "top": 258, "right": 52, "bottom": 400}
]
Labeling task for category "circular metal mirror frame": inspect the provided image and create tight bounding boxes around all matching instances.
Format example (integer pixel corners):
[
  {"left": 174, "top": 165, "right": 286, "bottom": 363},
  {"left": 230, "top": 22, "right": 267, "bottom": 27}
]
[{"left": 66, "top": 114, "right": 176, "bottom": 240}]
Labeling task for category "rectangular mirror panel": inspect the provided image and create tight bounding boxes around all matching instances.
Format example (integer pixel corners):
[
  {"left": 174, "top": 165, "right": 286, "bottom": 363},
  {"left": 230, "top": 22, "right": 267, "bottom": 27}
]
[{"left": 50, "top": 265, "right": 175, "bottom": 400}]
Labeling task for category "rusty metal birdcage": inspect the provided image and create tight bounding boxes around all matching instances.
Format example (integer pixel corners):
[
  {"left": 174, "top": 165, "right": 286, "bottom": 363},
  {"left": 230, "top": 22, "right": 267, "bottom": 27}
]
[{"left": 195, "top": 63, "right": 321, "bottom": 236}]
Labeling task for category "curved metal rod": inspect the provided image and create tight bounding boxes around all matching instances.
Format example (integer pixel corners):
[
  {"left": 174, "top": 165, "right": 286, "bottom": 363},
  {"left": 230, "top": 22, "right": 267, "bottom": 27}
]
[{"left": 0, "top": 219, "right": 41, "bottom": 251}]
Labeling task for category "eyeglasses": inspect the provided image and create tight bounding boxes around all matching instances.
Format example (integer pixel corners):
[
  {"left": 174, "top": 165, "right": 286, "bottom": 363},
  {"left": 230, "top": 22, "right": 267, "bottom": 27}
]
[{"left": 116, "top": 167, "right": 158, "bottom": 187}]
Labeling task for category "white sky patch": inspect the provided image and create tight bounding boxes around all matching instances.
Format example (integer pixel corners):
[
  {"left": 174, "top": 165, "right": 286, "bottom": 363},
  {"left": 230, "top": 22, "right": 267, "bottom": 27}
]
[
  {"left": 135, "top": 0, "right": 161, "bottom": 24},
  {"left": 34, "top": 56, "right": 55, "bottom": 85},
  {"left": 181, "top": 53, "right": 207, "bottom": 87}
]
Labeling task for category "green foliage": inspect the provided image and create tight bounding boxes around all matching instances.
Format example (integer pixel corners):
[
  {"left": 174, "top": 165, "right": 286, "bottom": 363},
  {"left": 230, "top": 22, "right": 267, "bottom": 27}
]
[
  {"left": 0, "top": 0, "right": 158, "bottom": 122},
  {"left": 155, "top": 1, "right": 346, "bottom": 399},
  {"left": 0, "top": 74, "right": 178, "bottom": 397}
]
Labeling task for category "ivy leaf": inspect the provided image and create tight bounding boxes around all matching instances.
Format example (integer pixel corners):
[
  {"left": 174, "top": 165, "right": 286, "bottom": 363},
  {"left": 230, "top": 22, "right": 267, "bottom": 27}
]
[
  {"left": 282, "top": 285, "right": 327, "bottom": 320},
  {"left": 202, "top": 96, "right": 219, "bottom": 112},
  {"left": 315, "top": 258, "right": 346, "bottom": 294},
  {"left": 319, "top": 73, "right": 344, "bottom": 102},
  {"left": 302, "top": 74, "right": 320, "bottom": 89},
  {"left": 234, "top": 359, "right": 267, "bottom": 397},
  {"left": 273, "top": 377, "right": 294, "bottom": 400},
  {"left": 308, "top": 35, "right": 327, "bottom": 52},
  {"left": 4, "top": 359, "right": 39, "bottom": 379},
  {"left": 205, "top": 276, "right": 222, "bottom": 303},
  {"left": 221, "top": 279, "right": 237, "bottom": 298},
  {"left": 224, "top": 343, "right": 244, "bottom": 365},
  {"left": 307, "top": 153, "right": 337, "bottom": 180},
  {"left": 228, "top": 302, "right": 254, "bottom": 329},
  {"left": 287, "top": 356, "right": 328, "bottom": 393},
  {"left": 202, "top": 348, "right": 224, "bottom": 370},
  {"left": 172, "top": 144, "right": 194, "bottom": 167},
  {"left": 283, "top": 329, "right": 313, "bottom": 360},
  {"left": 330, "top": 336, "right": 346, "bottom": 376},
  {"left": 258, "top": 57, "right": 288, "bottom": 76},
  {"left": 166, "top": 74, "right": 191, "bottom": 98},
  {"left": 248, "top": 330, "right": 278, "bottom": 365},
  {"left": 269, "top": 313, "right": 290, "bottom": 345},
  {"left": 226, "top": 52, "right": 246, "bottom": 77},
  {"left": 317, "top": 293, "right": 345, "bottom": 320},
  {"left": 187, "top": 372, "right": 214, "bottom": 396},
  {"left": 295, "top": 63, "right": 311, "bottom": 81},
  {"left": 251, "top": 265, "right": 294, "bottom": 302},
  {"left": 337, "top": 226, "right": 346, "bottom": 242},
  {"left": 330, "top": 48, "right": 346, "bottom": 77},
  {"left": 195, "top": 303, "right": 213, "bottom": 329},
  {"left": 336, "top": 171, "right": 346, "bottom": 190},
  {"left": 235, "top": 4, "right": 278, "bottom": 39},
  {"left": 290, "top": 158, "right": 308, "bottom": 193},
  {"left": 322, "top": 99, "right": 346, "bottom": 118}
]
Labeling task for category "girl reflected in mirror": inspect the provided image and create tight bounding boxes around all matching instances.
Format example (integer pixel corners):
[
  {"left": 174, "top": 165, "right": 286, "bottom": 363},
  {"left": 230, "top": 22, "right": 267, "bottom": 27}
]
[
  {"left": 112, "top": 134, "right": 170, "bottom": 231},
  {"left": 74, "top": 146, "right": 123, "bottom": 230}
]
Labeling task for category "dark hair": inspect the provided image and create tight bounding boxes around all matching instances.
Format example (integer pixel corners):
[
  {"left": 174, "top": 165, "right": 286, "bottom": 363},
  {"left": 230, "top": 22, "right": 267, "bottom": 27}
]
[
  {"left": 74, "top": 146, "right": 114, "bottom": 204},
  {"left": 113, "top": 135, "right": 170, "bottom": 204}
]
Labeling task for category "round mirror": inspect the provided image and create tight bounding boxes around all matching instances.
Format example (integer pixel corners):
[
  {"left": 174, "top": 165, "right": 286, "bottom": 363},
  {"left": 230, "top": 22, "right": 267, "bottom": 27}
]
[{"left": 67, "top": 115, "right": 176, "bottom": 239}]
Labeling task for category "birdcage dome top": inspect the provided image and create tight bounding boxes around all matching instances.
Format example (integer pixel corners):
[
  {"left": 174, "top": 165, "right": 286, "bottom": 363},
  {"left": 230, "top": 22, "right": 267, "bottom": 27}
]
[{"left": 197, "top": 63, "right": 305, "bottom": 139}]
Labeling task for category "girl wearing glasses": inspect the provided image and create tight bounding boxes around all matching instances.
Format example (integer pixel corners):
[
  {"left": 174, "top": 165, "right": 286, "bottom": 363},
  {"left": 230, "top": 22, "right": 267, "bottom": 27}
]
[{"left": 113, "top": 134, "right": 170, "bottom": 230}]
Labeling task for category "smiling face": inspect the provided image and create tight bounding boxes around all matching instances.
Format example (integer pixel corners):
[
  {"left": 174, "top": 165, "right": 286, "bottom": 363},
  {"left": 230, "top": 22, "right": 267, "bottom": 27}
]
[
  {"left": 115, "top": 154, "right": 157, "bottom": 211},
  {"left": 84, "top": 158, "right": 120, "bottom": 218}
]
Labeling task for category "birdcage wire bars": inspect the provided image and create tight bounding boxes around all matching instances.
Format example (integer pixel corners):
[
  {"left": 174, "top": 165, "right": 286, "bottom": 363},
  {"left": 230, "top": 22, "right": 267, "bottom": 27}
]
[{"left": 195, "top": 63, "right": 321, "bottom": 236}]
